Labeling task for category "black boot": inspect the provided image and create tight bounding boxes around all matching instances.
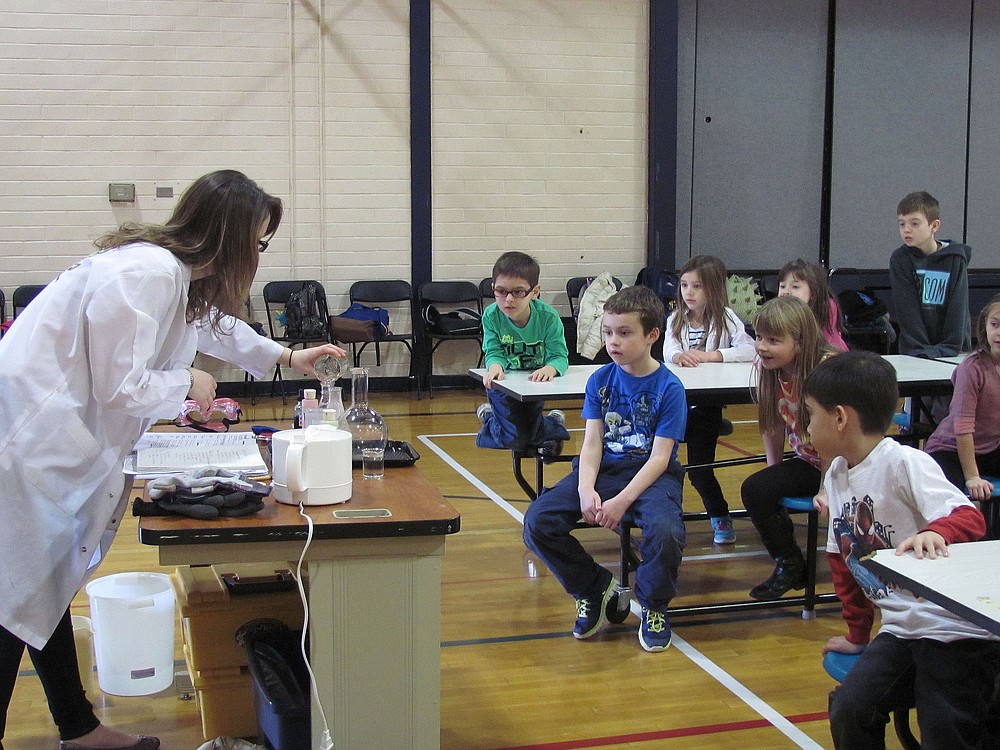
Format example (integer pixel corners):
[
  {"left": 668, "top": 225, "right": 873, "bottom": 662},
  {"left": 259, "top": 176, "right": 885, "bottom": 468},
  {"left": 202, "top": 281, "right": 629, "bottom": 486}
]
[{"left": 748, "top": 509, "right": 806, "bottom": 600}]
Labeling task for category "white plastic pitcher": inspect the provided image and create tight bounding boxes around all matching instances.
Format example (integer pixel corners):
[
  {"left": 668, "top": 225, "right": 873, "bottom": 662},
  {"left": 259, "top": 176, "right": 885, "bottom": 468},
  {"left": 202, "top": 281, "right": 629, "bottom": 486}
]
[
  {"left": 271, "top": 424, "right": 353, "bottom": 505},
  {"left": 85, "top": 572, "right": 175, "bottom": 696}
]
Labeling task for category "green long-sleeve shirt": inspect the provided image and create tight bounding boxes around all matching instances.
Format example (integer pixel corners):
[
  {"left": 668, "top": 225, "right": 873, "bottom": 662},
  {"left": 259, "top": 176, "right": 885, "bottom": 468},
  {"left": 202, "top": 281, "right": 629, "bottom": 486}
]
[{"left": 481, "top": 298, "right": 569, "bottom": 375}]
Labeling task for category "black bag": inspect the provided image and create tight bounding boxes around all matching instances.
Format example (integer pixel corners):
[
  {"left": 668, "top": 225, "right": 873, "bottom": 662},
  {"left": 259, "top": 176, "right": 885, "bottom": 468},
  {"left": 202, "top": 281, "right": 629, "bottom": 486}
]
[
  {"left": 284, "top": 284, "right": 327, "bottom": 339},
  {"left": 636, "top": 266, "right": 680, "bottom": 313},
  {"left": 837, "top": 289, "right": 888, "bottom": 328},
  {"left": 423, "top": 305, "right": 481, "bottom": 335}
]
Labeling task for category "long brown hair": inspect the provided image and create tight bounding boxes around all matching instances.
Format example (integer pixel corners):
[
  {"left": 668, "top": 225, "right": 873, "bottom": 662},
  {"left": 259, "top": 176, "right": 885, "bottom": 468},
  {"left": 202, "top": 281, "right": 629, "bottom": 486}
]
[
  {"left": 974, "top": 293, "right": 1000, "bottom": 358},
  {"left": 95, "top": 170, "right": 282, "bottom": 328},
  {"left": 754, "top": 296, "right": 833, "bottom": 440},
  {"left": 671, "top": 255, "right": 729, "bottom": 350},
  {"left": 778, "top": 258, "right": 843, "bottom": 337}
]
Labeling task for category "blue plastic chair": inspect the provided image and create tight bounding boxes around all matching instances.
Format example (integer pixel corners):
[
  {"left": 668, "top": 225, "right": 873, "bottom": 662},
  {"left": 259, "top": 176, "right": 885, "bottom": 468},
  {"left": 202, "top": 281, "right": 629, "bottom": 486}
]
[{"left": 977, "top": 475, "right": 1000, "bottom": 535}]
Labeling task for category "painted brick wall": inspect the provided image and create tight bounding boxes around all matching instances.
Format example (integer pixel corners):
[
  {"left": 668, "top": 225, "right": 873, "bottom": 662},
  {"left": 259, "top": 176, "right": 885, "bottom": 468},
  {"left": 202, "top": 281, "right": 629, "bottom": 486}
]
[
  {"left": 0, "top": 0, "right": 648, "bottom": 383},
  {"left": 431, "top": 0, "right": 648, "bottom": 299}
]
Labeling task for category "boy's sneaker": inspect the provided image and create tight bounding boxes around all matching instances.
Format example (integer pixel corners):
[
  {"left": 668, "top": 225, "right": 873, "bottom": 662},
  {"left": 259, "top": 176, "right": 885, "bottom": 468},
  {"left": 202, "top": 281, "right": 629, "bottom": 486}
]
[
  {"left": 711, "top": 516, "right": 736, "bottom": 545},
  {"left": 476, "top": 403, "right": 492, "bottom": 424},
  {"left": 573, "top": 569, "right": 615, "bottom": 640},
  {"left": 639, "top": 607, "right": 672, "bottom": 652},
  {"left": 548, "top": 409, "right": 566, "bottom": 428}
]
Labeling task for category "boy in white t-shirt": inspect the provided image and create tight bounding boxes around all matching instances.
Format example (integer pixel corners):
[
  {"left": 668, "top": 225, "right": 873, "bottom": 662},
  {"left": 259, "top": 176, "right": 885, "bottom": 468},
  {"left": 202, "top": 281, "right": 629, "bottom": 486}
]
[{"left": 803, "top": 351, "right": 1000, "bottom": 749}]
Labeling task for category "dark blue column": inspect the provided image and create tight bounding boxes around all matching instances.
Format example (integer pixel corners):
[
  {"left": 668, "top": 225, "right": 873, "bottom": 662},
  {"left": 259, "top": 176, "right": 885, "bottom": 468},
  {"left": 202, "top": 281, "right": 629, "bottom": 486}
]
[
  {"left": 647, "top": 0, "right": 678, "bottom": 270},
  {"left": 410, "top": 0, "right": 432, "bottom": 289}
]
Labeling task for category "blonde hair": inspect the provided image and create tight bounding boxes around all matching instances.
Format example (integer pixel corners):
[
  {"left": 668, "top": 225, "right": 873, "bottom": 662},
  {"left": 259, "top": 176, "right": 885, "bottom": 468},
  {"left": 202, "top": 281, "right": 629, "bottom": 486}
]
[
  {"left": 671, "top": 255, "right": 729, "bottom": 350},
  {"left": 754, "top": 296, "right": 833, "bottom": 440}
]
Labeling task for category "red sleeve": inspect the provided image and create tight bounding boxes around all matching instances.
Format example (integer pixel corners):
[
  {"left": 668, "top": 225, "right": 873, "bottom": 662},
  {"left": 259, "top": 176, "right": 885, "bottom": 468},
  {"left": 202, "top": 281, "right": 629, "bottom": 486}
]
[
  {"left": 829, "top": 552, "right": 875, "bottom": 645},
  {"left": 923, "top": 505, "right": 986, "bottom": 544}
]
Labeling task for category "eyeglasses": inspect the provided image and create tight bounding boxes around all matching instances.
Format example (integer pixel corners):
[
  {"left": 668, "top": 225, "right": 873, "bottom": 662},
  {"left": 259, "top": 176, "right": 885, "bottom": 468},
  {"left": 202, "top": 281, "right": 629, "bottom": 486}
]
[
  {"left": 258, "top": 238, "right": 270, "bottom": 253},
  {"left": 493, "top": 287, "right": 531, "bottom": 299}
]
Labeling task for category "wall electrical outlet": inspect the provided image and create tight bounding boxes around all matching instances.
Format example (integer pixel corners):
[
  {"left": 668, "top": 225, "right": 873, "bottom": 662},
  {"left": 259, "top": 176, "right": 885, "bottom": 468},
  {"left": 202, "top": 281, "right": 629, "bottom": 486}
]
[
  {"left": 108, "top": 183, "right": 136, "bottom": 202},
  {"left": 153, "top": 182, "right": 183, "bottom": 205}
]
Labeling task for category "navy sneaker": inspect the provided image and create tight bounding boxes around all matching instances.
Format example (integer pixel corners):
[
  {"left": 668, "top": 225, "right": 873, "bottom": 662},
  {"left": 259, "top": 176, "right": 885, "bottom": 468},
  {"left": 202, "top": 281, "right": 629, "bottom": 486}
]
[
  {"left": 639, "top": 607, "right": 672, "bottom": 652},
  {"left": 573, "top": 570, "right": 615, "bottom": 639}
]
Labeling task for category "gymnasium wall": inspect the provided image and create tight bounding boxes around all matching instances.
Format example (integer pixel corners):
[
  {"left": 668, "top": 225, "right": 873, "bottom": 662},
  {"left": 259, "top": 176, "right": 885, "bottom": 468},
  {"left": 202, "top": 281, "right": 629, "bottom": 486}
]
[{"left": 0, "top": 0, "right": 648, "bottom": 380}]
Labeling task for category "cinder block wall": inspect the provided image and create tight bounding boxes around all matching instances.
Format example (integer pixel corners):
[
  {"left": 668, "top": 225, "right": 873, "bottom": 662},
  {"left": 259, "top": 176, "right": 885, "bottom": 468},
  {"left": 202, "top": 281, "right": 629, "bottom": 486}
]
[{"left": 0, "top": 0, "right": 648, "bottom": 382}]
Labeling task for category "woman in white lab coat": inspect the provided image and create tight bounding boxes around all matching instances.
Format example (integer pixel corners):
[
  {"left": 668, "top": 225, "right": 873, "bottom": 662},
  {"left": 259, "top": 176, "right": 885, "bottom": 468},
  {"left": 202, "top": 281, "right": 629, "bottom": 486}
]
[{"left": 0, "top": 170, "right": 345, "bottom": 750}]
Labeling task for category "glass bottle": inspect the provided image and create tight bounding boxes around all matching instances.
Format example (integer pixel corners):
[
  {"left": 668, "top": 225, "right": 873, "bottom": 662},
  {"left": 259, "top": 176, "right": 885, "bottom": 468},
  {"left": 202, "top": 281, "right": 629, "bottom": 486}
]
[
  {"left": 315, "top": 353, "right": 347, "bottom": 427},
  {"left": 322, "top": 386, "right": 345, "bottom": 428},
  {"left": 344, "top": 367, "right": 388, "bottom": 478}
]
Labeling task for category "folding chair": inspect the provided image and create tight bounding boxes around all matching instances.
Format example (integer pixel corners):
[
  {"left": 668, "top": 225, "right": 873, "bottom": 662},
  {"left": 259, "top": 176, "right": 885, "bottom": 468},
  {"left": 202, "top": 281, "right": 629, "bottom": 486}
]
[
  {"left": 347, "top": 280, "right": 420, "bottom": 397},
  {"left": 262, "top": 280, "right": 332, "bottom": 402},
  {"left": 566, "top": 276, "right": 622, "bottom": 320},
  {"left": 12, "top": 284, "right": 46, "bottom": 318},
  {"left": 416, "top": 281, "right": 483, "bottom": 398}
]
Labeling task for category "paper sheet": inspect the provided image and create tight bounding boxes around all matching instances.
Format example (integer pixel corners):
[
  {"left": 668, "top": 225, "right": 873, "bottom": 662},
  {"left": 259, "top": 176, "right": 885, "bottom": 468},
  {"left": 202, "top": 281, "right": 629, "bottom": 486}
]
[{"left": 125, "top": 431, "right": 267, "bottom": 475}]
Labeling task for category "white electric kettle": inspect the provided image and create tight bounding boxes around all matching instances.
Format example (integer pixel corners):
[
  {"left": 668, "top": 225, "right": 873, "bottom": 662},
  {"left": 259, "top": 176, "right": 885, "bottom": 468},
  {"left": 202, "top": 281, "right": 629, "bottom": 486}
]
[{"left": 271, "top": 424, "right": 353, "bottom": 505}]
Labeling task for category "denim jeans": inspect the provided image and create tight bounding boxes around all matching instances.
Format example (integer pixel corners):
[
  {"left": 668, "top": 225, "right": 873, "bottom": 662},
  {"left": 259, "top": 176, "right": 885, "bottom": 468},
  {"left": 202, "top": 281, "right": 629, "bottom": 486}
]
[
  {"left": 829, "top": 632, "right": 1000, "bottom": 750},
  {"left": 523, "top": 455, "right": 686, "bottom": 611},
  {"left": 476, "top": 387, "right": 569, "bottom": 450},
  {"left": 0, "top": 608, "right": 99, "bottom": 745}
]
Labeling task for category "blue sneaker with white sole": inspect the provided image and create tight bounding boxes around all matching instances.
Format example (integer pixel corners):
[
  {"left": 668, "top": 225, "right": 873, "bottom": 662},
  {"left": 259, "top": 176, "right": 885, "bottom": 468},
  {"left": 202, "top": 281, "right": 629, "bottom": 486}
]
[
  {"left": 711, "top": 516, "right": 736, "bottom": 545},
  {"left": 639, "top": 607, "right": 672, "bottom": 652}
]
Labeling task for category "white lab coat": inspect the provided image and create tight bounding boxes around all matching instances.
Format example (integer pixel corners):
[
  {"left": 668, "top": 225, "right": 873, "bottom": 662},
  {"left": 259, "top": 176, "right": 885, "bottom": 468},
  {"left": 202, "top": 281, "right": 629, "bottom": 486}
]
[{"left": 0, "top": 243, "right": 283, "bottom": 648}]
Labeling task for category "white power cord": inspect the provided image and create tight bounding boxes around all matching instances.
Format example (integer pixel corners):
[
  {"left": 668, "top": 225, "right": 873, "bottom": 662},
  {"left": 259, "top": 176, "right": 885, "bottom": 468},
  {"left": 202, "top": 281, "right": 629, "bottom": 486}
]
[{"left": 297, "top": 503, "right": 335, "bottom": 750}]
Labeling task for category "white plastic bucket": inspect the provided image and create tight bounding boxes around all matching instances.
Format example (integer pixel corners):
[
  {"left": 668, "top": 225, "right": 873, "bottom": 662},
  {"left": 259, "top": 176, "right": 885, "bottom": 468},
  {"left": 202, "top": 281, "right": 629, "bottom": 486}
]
[
  {"left": 85, "top": 572, "right": 175, "bottom": 696},
  {"left": 71, "top": 615, "right": 97, "bottom": 696}
]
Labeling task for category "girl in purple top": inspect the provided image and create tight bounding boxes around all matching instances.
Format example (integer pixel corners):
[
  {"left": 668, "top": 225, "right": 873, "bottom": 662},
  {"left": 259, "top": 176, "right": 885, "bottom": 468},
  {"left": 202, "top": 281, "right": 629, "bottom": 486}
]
[
  {"left": 925, "top": 293, "right": 1000, "bottom": 508},
  {"left": 778, "top": 258, "right": 849, "bottom": 352}
]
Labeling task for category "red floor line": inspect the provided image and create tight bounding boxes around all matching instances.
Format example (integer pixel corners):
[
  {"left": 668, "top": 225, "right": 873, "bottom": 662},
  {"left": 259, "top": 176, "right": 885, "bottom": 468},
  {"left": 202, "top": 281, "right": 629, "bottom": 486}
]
[
  {"left": 488, "top": 712, "right": 830, "bottom": 750},
  {"left": 716, "top": 438, "right": 760, "bottom": 457}
]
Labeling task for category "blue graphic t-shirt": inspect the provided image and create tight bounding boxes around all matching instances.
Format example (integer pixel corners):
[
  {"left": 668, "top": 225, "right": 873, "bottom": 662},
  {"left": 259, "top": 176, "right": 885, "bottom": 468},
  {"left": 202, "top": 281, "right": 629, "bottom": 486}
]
[{"left": 582, "top": 362, "right": 687, "bottom": 462}]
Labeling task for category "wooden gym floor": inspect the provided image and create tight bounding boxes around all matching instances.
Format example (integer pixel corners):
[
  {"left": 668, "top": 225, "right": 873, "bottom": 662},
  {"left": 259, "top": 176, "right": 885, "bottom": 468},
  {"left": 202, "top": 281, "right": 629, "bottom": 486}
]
[{"left": 4, "top": 388, "right": 914, "bottom": 750}]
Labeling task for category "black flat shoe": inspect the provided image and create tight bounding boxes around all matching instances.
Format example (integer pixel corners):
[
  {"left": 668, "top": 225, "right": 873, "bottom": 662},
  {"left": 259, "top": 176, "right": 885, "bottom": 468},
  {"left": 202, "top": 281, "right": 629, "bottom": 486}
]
[
  {"left": 749, "top": 562, "right": 806, "bottom": 601},
  {"left": 60, "top": 737, "right": 160, "bottom": 750}
]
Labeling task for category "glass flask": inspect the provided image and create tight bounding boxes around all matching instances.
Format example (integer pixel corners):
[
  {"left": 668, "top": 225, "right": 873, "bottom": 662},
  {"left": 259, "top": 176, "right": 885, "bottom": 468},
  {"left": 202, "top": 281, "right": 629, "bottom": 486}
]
[
  {"left": 315, "top": 354, "right": 347, "bottom": 426},
  {"left": 343, "top": 367, "right": 388, "bottom": 478}
]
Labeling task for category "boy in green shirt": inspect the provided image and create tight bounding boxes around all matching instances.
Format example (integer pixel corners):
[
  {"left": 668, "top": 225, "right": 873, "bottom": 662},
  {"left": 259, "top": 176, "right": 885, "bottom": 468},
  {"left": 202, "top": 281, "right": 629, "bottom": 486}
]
[{"left": 477, "top": 251, "right": 570, "bottom": 452}]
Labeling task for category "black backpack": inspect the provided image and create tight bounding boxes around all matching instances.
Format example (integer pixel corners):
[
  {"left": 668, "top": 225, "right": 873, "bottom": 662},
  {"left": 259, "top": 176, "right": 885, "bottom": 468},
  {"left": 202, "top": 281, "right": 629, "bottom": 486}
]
[
  {"left": 635, "top": 266, "right": 680, "bottom": 313},
  {"left": 284, "top": 283, "right": 327, "bottom": 339},
  {"left": 837, "top": 289, "right": 888, "bottom": 328}
]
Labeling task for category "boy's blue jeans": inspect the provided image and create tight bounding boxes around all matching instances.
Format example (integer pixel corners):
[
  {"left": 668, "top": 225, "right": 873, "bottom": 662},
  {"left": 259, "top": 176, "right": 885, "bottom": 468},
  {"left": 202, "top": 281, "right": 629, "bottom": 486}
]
[
  {"left": 829, "top": 632, "right": 1000, "bottom": 749},
  {"left": 523, "top": 455, "right": 686, "bottom": 612},
  {"left": 476, "top": 387, "right": 569, "bottom": 450}
]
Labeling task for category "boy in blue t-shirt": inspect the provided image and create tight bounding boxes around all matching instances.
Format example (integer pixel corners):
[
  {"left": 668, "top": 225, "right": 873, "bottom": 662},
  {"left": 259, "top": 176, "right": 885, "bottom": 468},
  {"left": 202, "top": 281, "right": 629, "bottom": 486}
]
[
  {"left": 476, "top": 251, "right": 570, "bottom": 451},
  {"left": 523, "top": 286, "right": 687, "bottom": 652}
]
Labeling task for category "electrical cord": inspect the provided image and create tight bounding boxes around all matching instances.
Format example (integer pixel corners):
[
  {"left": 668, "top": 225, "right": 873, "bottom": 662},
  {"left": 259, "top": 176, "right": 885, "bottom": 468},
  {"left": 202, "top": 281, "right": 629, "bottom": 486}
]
[{"left": 297, "top": 503, "right": 335, "bottom": 750}]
